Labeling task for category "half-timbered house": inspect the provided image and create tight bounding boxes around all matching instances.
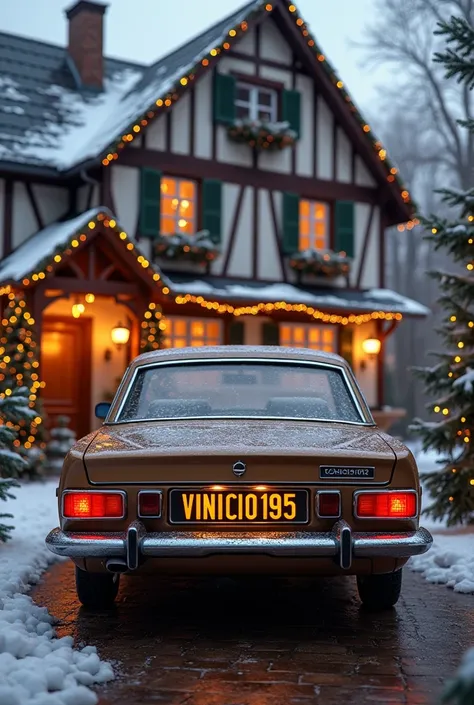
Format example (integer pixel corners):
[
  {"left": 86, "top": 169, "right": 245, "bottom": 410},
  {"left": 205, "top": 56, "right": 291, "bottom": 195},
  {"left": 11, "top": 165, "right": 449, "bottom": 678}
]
[{"left": 0, "top": 0, "right": 428, "bottom": 438}]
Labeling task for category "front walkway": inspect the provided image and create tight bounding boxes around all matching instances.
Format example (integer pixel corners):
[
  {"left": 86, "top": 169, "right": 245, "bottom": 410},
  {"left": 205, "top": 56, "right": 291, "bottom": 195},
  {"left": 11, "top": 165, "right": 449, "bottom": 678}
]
[{"left": 32, "top": 562, "right": 474, "bottom": 705}]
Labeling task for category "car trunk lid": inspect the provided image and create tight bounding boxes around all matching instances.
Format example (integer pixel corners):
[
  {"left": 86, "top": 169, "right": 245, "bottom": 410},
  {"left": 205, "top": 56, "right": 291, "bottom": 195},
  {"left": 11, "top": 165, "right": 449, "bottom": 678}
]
[{"left": 84, "top": 420, "right": 396, "bottom": 484}]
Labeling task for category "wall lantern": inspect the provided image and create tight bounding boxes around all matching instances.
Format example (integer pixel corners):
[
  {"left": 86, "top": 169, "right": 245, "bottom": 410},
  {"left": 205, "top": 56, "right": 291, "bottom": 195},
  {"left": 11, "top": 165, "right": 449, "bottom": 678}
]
[
  {"left": 111, "top": 322, "right": 131, "bottom": 348},
  {"left": 362, "top": 337, "right": 382, "bottom": 356}
]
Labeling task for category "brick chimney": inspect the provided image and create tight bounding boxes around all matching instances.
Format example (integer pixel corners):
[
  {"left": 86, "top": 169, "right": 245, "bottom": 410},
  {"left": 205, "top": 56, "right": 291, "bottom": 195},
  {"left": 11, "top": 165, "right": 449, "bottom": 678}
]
[{"left": 65, "top": 1, "right": 108, "bottom": 90}]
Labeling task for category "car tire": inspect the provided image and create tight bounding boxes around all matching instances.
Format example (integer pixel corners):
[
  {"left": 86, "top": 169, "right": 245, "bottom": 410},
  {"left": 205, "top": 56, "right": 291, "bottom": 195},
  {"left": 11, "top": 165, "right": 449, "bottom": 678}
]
[
  {"left": 75, "top": 566, "right": 120, "bottom": 608},
  {"left": 356, "top": 569, "right": 402, "bottom": 610}
]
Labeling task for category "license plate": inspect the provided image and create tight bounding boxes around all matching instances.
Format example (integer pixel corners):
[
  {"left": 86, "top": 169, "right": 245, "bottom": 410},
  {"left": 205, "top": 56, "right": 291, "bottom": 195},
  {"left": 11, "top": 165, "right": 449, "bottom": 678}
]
[{"left": 169, "top": 488, "right": 309, "bottom": 524}]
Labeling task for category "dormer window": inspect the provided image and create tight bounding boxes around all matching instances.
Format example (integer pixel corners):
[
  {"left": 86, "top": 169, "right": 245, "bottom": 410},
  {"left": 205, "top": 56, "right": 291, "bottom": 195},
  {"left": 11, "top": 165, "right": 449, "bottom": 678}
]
[{"left": 235, "top": 82, "right": 278, "bottom": 122}]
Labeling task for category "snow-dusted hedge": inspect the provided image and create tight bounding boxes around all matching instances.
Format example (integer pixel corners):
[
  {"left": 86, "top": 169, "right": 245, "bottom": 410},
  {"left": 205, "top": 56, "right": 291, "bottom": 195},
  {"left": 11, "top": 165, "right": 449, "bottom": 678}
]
[
  {"left": 289, "top": 248, "right": 351, "bottom": 278},
  {"left": 227, "top": 118, "right": 297, "bottom": 150},
  {"left": 154, "top": 230, "right": 220, "bottom": 265},
  {"left": 443, "top": 647, "right": 474, "bottom": 704}
]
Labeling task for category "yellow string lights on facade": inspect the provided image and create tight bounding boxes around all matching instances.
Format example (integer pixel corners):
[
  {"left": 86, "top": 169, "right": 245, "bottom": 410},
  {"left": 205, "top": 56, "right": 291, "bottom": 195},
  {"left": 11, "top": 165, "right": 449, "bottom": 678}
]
[
  {"left": 96, "top": 1, "right": 414, "bottom": 213},
  {"left": 13, "top": 211, "right": 406, "bottom": 328},
  {"left": 0, "top": 291, "right": 45, "bottom": 450}
]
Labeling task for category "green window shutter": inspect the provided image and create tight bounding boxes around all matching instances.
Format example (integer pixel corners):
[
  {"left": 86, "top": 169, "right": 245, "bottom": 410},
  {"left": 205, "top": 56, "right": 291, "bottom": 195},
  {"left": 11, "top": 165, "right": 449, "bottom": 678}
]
[
  {"left": 334, "top": 201, "right": 355, "bottom": 258},
  {"left": 214, "top": 72, "right": 236, "bottom": 125},
  {"left": 339, "top": 326, "right": 353, "bottom": 368},
  {"left": 139, "top": 168, "right": 161, "bottom": 238},
  {"left": 262, "top": 321, "right": 280, "bottom": 346},
  {"left": 282, "top": 89, "right": 301, "bottom": 137},
  {"left": 229, "top": 321, "right": 244, "bottom": 345},
  {"left": 202, "top": 179, "right": 222, "bottom": 244},
  {"left": 282, "top": 192, "right": 300, "bottom": 255}
]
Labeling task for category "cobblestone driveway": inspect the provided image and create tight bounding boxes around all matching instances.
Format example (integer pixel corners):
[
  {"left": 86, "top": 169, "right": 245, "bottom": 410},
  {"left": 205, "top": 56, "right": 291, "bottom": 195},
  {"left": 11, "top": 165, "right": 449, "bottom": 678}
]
[{"left": 32, "top": 563, "right": 474, "bottom": 705}]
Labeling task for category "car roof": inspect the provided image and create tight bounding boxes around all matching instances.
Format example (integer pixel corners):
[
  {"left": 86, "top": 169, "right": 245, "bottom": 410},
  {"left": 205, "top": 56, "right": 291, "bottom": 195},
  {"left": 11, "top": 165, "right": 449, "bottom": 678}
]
[{"left": 130, "top": 346, "right": 349, "bottom": 370}]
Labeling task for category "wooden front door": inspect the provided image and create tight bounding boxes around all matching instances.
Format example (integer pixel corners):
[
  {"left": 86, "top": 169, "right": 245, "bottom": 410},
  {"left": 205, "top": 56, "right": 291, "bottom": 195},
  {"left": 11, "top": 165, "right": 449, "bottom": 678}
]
[{"left": 41, "top": 316, "right": 92, "bottom": 440}]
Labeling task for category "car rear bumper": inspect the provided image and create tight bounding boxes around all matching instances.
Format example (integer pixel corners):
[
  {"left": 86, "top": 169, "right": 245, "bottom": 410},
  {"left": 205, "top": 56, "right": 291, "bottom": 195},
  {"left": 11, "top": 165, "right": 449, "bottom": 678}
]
[{"left": 45, "top": 520, "right": 433, "bottom": 571}]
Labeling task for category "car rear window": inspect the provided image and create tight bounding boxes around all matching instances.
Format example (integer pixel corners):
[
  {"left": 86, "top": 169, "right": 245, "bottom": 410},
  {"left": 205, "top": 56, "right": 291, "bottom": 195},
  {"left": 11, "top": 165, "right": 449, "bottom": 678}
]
[{"left": 116, "top": 361, "right": 365, "bottom": 424}]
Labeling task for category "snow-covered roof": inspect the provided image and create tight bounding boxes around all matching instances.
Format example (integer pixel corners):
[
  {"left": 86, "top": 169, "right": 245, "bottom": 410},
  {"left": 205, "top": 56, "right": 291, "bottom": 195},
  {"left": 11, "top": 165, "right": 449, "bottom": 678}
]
[
  {"left": 0, "top": 1, "right": 260, "bottom": 172},
  {"left": 165, "top": 275, "right": 431, "bottom": 317},
  {"left": 0, "top": 208, "right": 104, "bottom": 282}
]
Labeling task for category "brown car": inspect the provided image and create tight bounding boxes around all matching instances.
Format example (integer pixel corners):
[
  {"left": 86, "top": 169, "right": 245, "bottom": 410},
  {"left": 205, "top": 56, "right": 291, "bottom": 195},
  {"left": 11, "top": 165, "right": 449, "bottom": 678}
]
[{"left": 46, "top": 346, "right": 432, "bottom": 610}]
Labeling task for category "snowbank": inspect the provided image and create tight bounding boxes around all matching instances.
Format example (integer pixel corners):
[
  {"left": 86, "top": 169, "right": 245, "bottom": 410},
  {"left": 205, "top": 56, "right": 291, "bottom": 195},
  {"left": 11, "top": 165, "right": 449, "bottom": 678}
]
[
  {"left": 408, "top": 445, "right": 474, "bottom": 595},
  {"left": 0, "top": 481, "right": 114, "bottom": 705}
]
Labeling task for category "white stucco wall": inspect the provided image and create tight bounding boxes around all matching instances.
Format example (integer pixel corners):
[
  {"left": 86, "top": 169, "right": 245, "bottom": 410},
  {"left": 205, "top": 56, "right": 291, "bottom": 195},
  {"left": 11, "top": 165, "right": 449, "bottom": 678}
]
[
  {"left": 0, "top": 179, "right": 5, "bottom": 259},
  {"left": 111, "top": 164, "right": 140, "bottom": 237},
  {"left": 227, "top": 185, "right": 253, "bottom": 276},
  {"left": 258, "top": 189, "right": 282, "bottom": 280},
  {"left": 12, "top": 182, "right": 37, "bottom": 249},
  {"left": 260, "top": 19, "right": 293, "bottom": 64},
  {"left": 32, "top": 184, "right": 69, "bottom": 227},
  {"left": 316, "top": 96, "right": 333, "bottom": 180},
  {"left": 194, "top": 71, "right": 213, "bottom": 159}
]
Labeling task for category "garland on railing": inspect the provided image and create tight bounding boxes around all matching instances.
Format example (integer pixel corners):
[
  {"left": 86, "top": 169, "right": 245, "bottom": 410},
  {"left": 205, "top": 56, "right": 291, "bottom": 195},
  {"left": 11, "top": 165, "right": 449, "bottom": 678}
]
[
  {"left": 227, "top": 118, "right": 297, "bottom": 151},
  {"left": 154, "top": 230, "right": 220, "bottom": 264},
  {"left": 289, "top": 249, "right": 351, "bottom": 277}
]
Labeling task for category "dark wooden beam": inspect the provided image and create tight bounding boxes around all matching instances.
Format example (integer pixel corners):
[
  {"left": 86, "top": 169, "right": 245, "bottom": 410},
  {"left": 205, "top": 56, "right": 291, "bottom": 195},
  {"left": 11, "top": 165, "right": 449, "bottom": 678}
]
[
  {"left": 222, "top": 185, "right": 245, "bottom": 275},
  {"left": 42, "top": 277, "right": 140, "bottom": 296},
  {"left": 252, "top": 186, "right": 259, "bottom": 279},
  {"left": 3, "top": 179, "right": 13, "bottom": 256},
  {"left": 25, "top": 182, "right": 44, "bottom": 231},
  {"left": 268, "top": 190, "right": 286, "bottom": 282},
  {"left": 226, "top": 49, "right": 297, "bottom": 72},
  {"left": 189, "top": 84, "right": 195, "bottom": 157},
  {"left": 101, "top": 165, "right": 116, "bottom": 212},
  {"left": 312, "top": 82, "right": 318, "bottom": 179},
  {"left": 355, "top": 204, "right": 375, "bottom": 289},
  {"left": 119, "top": 148, "right": 380, "bottom": 204}
]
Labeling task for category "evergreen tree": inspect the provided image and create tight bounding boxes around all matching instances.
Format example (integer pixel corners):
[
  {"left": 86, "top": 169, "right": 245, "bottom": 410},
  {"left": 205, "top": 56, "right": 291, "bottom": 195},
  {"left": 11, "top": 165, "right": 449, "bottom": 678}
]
[
  {"left": 140, "top": 303, "right": 166, "bottom": 353},
  {"left": 411, "top": 15, "right": 474, "bottom": 526},
  {"left": 0, "top": 294, "right": 46, "bottom": 475},
  {"left": 0, "top": 386, "right": 35, "bottom": 541}
]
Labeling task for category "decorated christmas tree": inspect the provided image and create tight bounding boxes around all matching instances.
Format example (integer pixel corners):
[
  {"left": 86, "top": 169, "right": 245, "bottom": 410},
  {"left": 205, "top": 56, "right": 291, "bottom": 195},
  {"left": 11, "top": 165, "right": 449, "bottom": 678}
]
[
  {"left": 139, "top": 303, "right": 167, "bottom": 353},
  {"left": 411, "top": 15, "right": 474, "bottom": 526},
  {"left": 0, "top": 293, "right": 46, "bottom": 476},
  {"left": 0, "top": 386, "right": 35, "bottom": 541}
]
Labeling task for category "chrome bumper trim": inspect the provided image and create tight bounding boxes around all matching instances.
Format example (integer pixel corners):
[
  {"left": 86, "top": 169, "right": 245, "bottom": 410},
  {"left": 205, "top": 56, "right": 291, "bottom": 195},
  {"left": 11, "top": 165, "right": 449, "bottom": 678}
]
[{"left": 45, "top": 523, "right": 432, "bottom": 568}]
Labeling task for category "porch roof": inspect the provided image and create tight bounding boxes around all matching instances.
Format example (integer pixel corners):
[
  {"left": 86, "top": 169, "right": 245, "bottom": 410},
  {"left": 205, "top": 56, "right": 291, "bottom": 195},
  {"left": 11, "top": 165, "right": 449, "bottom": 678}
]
[{"left": 164, "top": 274, "right": 430, "bottom": 318}]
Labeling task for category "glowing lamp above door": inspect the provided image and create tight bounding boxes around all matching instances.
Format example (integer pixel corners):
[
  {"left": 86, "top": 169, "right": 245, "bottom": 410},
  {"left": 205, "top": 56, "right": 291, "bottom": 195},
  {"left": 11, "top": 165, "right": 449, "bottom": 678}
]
[{"left": 111, "top": 322, "right": 131, "bottom": 349}]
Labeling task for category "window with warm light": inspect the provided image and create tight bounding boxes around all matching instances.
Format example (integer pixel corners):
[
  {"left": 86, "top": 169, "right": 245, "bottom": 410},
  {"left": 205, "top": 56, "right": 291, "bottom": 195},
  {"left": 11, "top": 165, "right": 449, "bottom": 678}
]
[
  {"left": 235, "top": 82, "right": 278, "bottom": 122},
  {"left": 165, "top": 317, "right": 223, "bottom": 348},
  {"left": 160, "top": 177, "right": 197, "bottom": 235},
  {"left": 280, "top": 324, "right": 337, "bottom": 353},
  {"left": 299, "top": 201, "right": 329, "bottom": 251}
]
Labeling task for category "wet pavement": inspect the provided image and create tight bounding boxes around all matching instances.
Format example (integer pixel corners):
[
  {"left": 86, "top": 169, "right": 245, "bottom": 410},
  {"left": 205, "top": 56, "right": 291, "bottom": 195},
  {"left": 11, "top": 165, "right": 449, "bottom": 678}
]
[{"left": 32, "top": 562, "right": 474, "bottom": 705}]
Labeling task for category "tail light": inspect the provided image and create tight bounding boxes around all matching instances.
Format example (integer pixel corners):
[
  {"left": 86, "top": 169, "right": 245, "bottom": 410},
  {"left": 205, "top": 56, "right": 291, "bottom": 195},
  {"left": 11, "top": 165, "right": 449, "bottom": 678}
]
[
  {"left": 355, "top": 491, "right": 417, "bottom": 519},
  {"left": 63, "top": 491, "right": 125, "bottom": 518},
  {"left": 317, "top": 491, "right": 341, "bottom": 518},
  {"left": 138, "top": 491, "right": 162, "bottom": 518}
]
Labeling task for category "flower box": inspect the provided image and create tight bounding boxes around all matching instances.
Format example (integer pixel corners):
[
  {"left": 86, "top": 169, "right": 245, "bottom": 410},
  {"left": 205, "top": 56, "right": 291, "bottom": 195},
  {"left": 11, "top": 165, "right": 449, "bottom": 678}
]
[
  {"left": 154, "top": 230, "right": 220, "bottom": 265},
  {"left": 289, "top": 248, "right": 351, "bottom": 278},
  {"left": 227, "top": 118, "right": 297, "bottom": 151}
]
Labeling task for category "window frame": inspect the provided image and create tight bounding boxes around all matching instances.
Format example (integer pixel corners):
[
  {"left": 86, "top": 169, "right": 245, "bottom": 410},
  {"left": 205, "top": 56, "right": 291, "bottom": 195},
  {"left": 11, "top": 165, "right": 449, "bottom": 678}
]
[
  {"left": 235, "top": 81, "right": 279, "bottom": 123},
  {"left": 280, "top": 323, "right": 338, "bottom": 353},
  {"left": 160, "top": 176, "right": 199, "bottom": 236},
  {"left": 111, "top": 357, "right": 373, "bottom": 426},
  {"left": 298, "top": 199, "right": 331, "bottom": 251},
  {"left": 164, "top": 316, "right": 223, "bottom": 349}
]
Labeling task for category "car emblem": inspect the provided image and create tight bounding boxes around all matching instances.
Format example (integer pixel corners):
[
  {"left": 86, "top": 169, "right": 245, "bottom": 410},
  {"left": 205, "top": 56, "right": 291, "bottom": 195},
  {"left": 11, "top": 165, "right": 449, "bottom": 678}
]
[{"left": 233, "top": 460, "right": 246, "bottom": 477}]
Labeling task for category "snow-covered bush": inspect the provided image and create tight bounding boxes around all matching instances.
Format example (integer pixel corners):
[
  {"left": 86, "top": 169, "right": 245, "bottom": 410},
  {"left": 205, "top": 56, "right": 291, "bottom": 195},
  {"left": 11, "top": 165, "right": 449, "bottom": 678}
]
[
  {"left": 154, "top": 229, "right": 220, "bottom": 264},
  {"left": 443, "top": 647, "right": 474, "bottom": 704},
  {"left": 227, "top": 118, "right": 297, "bottom": 150},
  {"left": 0, "top": 387, "right": 36, "bottom": 541}
]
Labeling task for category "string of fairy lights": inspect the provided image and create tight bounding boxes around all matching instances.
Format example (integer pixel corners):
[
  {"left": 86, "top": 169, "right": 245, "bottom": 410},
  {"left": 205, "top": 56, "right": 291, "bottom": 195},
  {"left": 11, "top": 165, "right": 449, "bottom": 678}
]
[
  {"left": 5, "top": 210, "right": 405, "bottom": 327},
  {"left": 0, "top": 291, "right": 44, "bottom": 449},
  {"left": 429, "top": 221, "right": 474, "bottom": 499},
  {"left": 98, "top": 0, "right": 415, "bottom": 223}
]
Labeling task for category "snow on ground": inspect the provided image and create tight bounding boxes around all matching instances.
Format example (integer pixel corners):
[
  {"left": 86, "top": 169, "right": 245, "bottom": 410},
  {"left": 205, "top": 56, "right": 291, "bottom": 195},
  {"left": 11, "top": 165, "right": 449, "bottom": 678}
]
[
  {"left": 408, "top": 444, "right": 474, "bottom": 595},
  {"left": 0, "top": 480, "right": 114, "bottom": 705}
]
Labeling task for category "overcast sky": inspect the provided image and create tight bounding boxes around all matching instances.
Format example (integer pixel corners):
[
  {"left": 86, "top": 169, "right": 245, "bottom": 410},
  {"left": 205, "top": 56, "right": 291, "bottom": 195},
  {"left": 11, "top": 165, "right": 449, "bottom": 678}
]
[{"left": 2, "top": 0, "right": 387, "bottom": 113}]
